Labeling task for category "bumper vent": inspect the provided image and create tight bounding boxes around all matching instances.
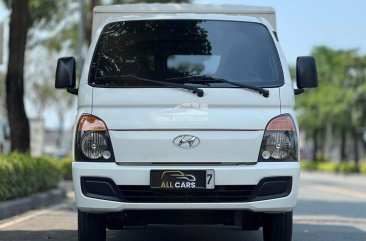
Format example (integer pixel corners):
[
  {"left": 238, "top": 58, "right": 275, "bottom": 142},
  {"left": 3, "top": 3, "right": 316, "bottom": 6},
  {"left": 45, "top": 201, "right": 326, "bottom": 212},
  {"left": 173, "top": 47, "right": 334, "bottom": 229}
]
[{"left": 118, "top": 185, "right": 256, "bottom": 203}]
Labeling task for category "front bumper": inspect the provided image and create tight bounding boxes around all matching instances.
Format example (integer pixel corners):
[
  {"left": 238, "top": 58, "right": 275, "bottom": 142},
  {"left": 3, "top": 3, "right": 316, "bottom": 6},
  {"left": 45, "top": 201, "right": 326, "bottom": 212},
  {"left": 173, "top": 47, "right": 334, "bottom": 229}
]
[{"left": 73, "top": 162, "right": 300, "bottom": 213}]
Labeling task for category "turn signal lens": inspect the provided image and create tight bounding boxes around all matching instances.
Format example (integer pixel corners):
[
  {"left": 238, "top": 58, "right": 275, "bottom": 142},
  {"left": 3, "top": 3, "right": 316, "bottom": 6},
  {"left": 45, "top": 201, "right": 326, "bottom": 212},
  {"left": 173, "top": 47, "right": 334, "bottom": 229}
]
[
  {"left": 266, "top": 115, "right": 295, "bottom": 131},
  {"left": 75, "top": 115, "right": 114, "bottom": 162},
  {"left": 258, "top": 114, "right": 298, "bottom": 162},
  {"left": 78, "top": 116, "right": 107, "bottom": 131}
]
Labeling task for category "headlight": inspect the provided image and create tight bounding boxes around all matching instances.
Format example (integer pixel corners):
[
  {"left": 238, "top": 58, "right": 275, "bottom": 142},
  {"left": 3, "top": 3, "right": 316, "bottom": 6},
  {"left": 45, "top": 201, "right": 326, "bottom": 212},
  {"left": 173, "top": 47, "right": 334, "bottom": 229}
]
[
  {"left": 75, "top": 115, "right": 114, "bottom": 162},
  {"left": 258, "top": 114, "right": 298, "bottom": 162},
  {"left": 81, "top": 132, "right": 108, "bottom": 159}
]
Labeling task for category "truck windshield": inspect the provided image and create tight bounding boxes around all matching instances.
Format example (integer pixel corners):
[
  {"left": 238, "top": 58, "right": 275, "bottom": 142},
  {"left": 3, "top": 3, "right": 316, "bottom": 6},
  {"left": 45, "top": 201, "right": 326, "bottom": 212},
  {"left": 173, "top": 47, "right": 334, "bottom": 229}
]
[{"left": 89, "top": 20, "right": 283, "bottom": 88}]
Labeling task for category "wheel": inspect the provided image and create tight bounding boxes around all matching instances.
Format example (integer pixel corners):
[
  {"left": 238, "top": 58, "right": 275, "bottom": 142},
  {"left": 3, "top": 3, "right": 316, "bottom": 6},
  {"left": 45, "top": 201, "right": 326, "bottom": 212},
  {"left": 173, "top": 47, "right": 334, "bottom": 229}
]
[
  {"left": 262, "top": 211, "right": 292, "bottom": 241},
  {"left": 78, "top": 210, "right": 106, "bottom": 241}
]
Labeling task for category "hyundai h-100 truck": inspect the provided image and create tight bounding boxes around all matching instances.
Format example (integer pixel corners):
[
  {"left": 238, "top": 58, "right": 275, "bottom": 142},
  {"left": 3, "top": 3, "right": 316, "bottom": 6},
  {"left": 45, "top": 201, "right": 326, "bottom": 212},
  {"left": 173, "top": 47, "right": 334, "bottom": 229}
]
[{"left": 55, "top": 4, "right": 318, "bottom": 241}]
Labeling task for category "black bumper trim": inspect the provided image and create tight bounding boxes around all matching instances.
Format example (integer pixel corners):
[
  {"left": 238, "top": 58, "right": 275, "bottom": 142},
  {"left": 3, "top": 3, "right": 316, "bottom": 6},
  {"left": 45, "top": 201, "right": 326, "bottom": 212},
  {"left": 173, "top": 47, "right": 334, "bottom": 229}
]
[{"left": 81, "top": 176, "right": 292, "bottom": 203}]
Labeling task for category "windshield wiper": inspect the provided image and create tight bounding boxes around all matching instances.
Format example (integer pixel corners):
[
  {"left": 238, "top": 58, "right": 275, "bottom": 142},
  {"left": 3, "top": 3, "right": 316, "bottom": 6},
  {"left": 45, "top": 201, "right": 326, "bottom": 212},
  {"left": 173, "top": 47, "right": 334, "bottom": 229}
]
[
  {"left": 93, "top": 75, "right": 204, "bottom": 97},
  {"left": 166, "top": 75, "right": 269, "bottom": 98}
]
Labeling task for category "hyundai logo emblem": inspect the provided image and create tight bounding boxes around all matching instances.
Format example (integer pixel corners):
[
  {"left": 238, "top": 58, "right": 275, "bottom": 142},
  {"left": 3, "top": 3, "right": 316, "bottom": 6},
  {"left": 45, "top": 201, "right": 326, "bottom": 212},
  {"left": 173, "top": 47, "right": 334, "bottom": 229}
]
[{"left": 173, "top": 135, "right": 200, "bottom": 149}]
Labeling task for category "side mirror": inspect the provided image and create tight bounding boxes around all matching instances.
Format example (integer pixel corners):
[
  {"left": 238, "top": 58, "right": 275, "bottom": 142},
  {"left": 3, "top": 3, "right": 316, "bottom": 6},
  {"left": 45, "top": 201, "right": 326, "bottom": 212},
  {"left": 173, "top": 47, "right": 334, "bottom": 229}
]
[
  {"left": 295, "top": 56, "right": 318, "bottom": 95},
  {"left": 55, "top": 57, "right": 78, "bottom": 95}
]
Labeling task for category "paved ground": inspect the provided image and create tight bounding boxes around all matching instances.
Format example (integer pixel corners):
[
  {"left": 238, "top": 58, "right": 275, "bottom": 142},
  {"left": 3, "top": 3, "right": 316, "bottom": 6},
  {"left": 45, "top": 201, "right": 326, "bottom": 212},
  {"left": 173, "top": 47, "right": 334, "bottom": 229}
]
[{"left": 0, "top": 171, "right": 365, "bottom": 241}]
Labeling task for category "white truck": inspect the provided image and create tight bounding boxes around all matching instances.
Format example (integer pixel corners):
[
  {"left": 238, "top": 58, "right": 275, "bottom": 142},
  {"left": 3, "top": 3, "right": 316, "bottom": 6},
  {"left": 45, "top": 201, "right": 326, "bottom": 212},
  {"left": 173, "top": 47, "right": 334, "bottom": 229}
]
[{"left": 55, "top": 4, "right": 318, "bottom": 241}]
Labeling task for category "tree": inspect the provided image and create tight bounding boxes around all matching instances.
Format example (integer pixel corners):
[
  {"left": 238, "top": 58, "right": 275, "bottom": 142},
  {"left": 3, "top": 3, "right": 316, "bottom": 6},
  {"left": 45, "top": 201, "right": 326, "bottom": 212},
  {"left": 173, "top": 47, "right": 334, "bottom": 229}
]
[
  {"left": 295, "top": 46, "right": 366, "bottom": 163},
  {"left": 5, "top": 0, "right": 30, "bottom": 152},
  {"left": 3, "top": 0, "right": 67, "bottom": 152},
  {"left": 4, "top": 0, "right": 191, "bottom": 152}
]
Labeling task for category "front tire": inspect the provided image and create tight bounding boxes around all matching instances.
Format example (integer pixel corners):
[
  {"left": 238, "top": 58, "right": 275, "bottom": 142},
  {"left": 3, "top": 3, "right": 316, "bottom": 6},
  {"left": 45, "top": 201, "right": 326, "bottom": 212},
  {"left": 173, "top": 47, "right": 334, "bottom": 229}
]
[
  {"left": 262, "top": 211, "right": 292, "bottom": 241},
  {"left": 78, "top": 210, "right": 106, "bottom": 241}
]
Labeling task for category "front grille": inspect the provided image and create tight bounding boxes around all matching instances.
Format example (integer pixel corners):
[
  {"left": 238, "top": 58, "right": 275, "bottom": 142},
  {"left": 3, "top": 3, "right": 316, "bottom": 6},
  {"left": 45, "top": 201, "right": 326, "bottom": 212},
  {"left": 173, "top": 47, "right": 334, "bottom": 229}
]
[{"left": 118, "top": 185, "right": 256, "bottom": 203}]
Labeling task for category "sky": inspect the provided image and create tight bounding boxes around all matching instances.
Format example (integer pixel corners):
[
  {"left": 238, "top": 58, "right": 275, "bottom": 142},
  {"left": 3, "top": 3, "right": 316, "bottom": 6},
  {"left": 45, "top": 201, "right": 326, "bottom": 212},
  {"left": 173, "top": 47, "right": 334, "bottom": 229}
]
[
  {"left": 0, "top": 0, "right": 366, "bottom": 129},
  {"left": 196, "top": 0, "right": 366, "bottom": 63}
]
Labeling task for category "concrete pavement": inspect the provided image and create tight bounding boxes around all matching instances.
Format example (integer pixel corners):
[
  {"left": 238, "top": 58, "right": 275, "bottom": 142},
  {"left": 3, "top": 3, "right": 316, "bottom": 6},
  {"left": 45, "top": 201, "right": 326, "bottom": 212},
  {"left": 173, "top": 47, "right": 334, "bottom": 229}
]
[
  {"left": 0, "top": 171, "right": 365, "bottom": 241},
  {"left": 293, "top": 171, "right": 366, "bottom": 241}
]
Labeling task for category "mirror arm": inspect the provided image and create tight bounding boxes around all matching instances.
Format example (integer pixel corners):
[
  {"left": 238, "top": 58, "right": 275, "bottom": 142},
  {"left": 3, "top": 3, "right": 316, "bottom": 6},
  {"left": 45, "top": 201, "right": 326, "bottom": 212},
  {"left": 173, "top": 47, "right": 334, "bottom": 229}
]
[
  {"left": 294, "top": 89, "right": 305, "bottom": 95},
  {"left": 67, "top": 88, "right": 78, "bottom": 95}
]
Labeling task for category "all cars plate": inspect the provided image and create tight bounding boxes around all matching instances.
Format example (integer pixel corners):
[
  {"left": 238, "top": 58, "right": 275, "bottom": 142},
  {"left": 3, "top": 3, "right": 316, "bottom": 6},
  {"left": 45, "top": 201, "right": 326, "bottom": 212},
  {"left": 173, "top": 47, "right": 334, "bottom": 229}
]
[{"left": 150, "top": 170, "right": 215, "bottom": 190}]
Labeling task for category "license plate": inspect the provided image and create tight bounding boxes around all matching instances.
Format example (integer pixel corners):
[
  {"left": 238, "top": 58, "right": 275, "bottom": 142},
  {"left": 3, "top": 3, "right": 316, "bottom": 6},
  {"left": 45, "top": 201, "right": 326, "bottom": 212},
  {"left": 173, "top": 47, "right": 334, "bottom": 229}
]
[{"left": 150, "top": 170, "right": 215, "bottom": 190}]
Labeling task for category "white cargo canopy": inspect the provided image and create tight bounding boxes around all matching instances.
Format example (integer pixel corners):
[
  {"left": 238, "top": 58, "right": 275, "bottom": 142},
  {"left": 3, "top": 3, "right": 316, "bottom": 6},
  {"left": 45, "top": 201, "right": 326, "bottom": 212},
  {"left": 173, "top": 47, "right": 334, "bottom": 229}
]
[{"left": 92, "top": 4, "right": 276, "bottom": 40}]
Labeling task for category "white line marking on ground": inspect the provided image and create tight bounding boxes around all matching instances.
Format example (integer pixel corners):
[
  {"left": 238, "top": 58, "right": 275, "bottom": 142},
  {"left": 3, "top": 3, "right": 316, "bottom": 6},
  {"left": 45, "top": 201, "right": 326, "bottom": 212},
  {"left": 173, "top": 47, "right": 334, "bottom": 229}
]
[
  {"left": 295, "top": 215, "right": 366, "bottom": 232},
  {"left": 312, "top": 185, "right": 366, "bottom": 200},
  {"left": 0, "top": 203, "right": 68, "bottom": 229}
]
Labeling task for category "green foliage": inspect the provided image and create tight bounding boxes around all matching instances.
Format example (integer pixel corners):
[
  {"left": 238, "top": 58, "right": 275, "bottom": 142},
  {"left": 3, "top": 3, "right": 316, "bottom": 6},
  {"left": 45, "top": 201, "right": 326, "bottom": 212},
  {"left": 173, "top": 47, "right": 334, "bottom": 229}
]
[
  {"left": 336, "top": 162, "right": 359, "bottom": 173},
  {"left": 300, "top": 161, "right": 338, "bottom": 172},
  {"left": 317, "top": 162, "right": 339, "bottom": 172},
  {"left": 301, "top": 161, "right": 363, "bottom": 174},
  {"left": 295, "top": 47, "right": 365, "bottom": 132},
  {"left": 0, "top": 153, "right": 61, "bottom": 201},
  {"left": 360, "top": 163, "right": 366, "bottom": 174},
  {"left": 3, "top": 0, "right": 68, "bottom": 26},
  {"left": 56, "top": 157, "right": 73, "bottom": 181},
  {"left": 29, "top": 0, "right": 61, "bottom": 25},
  {"left": 295, "top": 46, "right": 366, "bottom": 162},
  {"left": 43, "top": 23, "right": 78, "bottom": 52},
  {"left": 300, "top": 161, "right": 318, "bottom": 171},
  {"left": 314, "top": 156, "right": 329, "bottom": 163}
]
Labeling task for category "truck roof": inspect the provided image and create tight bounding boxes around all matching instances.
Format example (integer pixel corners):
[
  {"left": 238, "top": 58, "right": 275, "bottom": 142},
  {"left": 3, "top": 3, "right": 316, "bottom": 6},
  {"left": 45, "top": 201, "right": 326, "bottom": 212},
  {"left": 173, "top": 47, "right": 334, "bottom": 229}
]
[{"left": 92, "top": 4, "right": 276, "bottom": 40}]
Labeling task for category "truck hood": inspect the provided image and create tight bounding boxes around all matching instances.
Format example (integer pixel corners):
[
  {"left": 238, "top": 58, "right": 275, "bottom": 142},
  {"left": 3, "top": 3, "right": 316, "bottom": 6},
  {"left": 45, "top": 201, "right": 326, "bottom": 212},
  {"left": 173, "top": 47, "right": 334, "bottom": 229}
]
[
  {"left": 91, "top": 87, "right": 281, "bottom": 164},
  {"left": 92, "top": 87, "right": 280, "bottom": 130}
]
